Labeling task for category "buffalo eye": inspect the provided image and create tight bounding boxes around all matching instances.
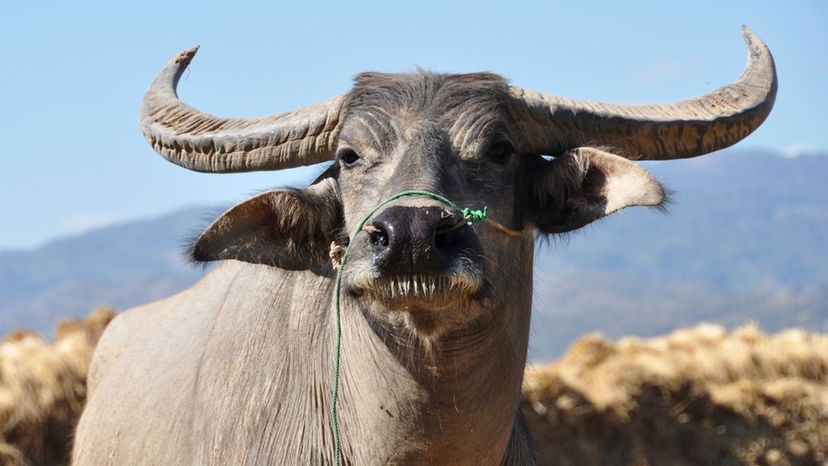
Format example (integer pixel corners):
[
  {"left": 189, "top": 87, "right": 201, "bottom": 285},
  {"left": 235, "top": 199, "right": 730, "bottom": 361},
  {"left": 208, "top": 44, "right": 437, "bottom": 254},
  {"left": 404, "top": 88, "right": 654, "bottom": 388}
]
[
  {"left": 337, "top": 148, "right": 361, "bottom": 167},
  {"left": 486, "top": 140, "right": 514, "bottom": 164}
]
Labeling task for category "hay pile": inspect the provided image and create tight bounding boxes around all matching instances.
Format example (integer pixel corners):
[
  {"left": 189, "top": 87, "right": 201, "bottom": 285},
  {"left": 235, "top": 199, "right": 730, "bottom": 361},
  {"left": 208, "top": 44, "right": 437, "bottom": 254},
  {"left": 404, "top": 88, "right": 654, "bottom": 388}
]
[
  {"left": 1, "top": 312, "right": 826, "bottom": 465},
  {"left": 0, "top": 307, "right": 115, "bottom": 466},
  {"left": 522, "top": 323, "right": 828, "bottom": 466}
]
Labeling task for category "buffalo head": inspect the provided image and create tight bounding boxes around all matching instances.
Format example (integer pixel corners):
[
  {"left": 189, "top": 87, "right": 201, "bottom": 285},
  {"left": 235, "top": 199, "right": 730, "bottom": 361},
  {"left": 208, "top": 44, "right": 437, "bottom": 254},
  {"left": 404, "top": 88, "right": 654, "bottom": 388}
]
[{"left": 139, "top": 27, "right": 776, "bottom": 337}]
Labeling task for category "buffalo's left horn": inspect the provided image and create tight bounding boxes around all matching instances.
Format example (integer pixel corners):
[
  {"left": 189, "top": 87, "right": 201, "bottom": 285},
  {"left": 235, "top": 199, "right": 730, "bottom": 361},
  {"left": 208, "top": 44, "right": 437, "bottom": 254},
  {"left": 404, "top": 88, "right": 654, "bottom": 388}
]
[
  {"left": 140, "top": 47, "right": 344, "bottom": 173},
  {"left": 511, "top": 26, "right": 777, "bottom": 160}
]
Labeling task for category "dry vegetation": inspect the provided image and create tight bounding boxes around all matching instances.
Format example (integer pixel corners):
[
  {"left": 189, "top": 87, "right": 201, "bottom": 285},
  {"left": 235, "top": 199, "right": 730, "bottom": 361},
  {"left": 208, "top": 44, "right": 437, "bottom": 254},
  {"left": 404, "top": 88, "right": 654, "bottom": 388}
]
[
  {"left": 1, "top": 312, "right": 826, "bottom": 465},
  {"left": 0, "top": 307, "right": 115, "bottom": 466},
  {"left": 522, "top": 323, "right": 828, "bottom": 466}
]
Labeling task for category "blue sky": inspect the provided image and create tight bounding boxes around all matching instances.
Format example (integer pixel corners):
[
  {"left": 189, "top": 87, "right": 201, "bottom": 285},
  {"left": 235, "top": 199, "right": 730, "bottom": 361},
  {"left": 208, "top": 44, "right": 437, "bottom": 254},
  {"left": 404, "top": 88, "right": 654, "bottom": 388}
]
[{"left": 1, "top": 0, "right": 825, "bottom": 250}]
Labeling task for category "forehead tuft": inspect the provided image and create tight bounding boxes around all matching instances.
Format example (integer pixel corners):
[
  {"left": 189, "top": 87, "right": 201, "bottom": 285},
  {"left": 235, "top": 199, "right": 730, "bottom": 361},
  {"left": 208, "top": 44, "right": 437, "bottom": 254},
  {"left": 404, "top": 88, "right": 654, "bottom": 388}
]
[
  {"left": 346, "top": 71, "right": 511, "bottom": 116},
  {"left": 342, "top": 71, "right": 514, "bottom": 154}
]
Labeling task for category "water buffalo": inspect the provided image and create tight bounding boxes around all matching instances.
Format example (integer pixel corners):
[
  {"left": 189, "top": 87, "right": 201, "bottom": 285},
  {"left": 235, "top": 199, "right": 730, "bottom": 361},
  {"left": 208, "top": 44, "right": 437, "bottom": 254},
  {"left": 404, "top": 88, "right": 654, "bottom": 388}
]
[{"left": 73, "top": 27, "right": 776, "bottom": 465}]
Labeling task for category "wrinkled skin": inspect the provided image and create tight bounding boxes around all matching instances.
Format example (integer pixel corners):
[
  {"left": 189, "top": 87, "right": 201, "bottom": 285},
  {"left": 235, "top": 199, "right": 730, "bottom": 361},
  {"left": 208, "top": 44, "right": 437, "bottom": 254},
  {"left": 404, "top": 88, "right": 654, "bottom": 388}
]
[{"left": 74, "top": 72, "right": 669, "bottom": 465}]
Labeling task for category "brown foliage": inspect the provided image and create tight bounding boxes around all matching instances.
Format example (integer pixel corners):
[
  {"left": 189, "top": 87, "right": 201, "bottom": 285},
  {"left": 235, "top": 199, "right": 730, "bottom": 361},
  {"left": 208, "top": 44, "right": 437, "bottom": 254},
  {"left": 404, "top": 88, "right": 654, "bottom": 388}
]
[
  {"left": 0, "top": 307, "right": 115, "bottom": 466},
  {"left": 2, "top": 310, "right": 826, "bottom": 466},
  {"left": 522, "top": 324, "right": 828, "bottom": 466}
]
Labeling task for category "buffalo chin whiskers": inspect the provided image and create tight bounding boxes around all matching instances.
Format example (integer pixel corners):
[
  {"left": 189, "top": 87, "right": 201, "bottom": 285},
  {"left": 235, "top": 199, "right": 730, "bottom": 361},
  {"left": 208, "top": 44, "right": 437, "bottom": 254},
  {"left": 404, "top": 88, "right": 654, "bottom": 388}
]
[{"left": 351, "top": 273, "right": 481, "bottom": 305}]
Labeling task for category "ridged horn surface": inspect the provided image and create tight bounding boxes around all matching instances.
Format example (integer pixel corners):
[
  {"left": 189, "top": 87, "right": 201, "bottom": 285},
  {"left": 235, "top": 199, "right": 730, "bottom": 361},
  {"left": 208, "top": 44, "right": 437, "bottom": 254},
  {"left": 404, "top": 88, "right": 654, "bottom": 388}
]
[
  {"left": 140, "top": 47, "right": 344, "bottom": 173},
  {"left": 510, "top": 26, "right": 777, "bottom": 160}
]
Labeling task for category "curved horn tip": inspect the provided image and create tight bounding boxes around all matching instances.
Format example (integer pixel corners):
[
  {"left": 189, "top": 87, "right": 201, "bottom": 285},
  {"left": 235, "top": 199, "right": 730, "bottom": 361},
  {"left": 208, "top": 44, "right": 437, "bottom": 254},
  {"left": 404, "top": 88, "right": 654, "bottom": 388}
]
[
  {"left": 173, "top": 46, "right": 200, "bottom": 66},
  {"left": 740, "top": 25, "right": 764, "bottom": 48}
]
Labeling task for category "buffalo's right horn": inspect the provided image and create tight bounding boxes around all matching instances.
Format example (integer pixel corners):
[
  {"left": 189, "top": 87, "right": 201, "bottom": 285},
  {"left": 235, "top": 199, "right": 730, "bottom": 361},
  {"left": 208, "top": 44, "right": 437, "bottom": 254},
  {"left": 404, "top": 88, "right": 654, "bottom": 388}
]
[
  {"left": 512, "top": 26, "right": 777, "bottom": 160},
  {"left": 140, "top": 47, "right": 344, "bottom": 173}
]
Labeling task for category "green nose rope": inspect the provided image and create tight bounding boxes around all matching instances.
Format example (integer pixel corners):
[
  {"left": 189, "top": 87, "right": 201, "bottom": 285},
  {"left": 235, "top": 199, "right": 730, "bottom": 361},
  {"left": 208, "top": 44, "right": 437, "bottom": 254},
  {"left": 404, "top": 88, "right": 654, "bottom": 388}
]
[{"left": 330, "top": 190, "right": 488, "bottom": 466}]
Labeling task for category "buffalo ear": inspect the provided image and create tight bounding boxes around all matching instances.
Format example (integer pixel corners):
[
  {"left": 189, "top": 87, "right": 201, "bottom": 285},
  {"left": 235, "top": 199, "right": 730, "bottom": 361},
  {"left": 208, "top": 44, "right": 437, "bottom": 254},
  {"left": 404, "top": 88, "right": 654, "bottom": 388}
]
[
  {"left": 527, "top": 147, "right": 666, "bottom": 234},
  {"left": 193, "top": 177, "right": 342, "bottom": 272}
]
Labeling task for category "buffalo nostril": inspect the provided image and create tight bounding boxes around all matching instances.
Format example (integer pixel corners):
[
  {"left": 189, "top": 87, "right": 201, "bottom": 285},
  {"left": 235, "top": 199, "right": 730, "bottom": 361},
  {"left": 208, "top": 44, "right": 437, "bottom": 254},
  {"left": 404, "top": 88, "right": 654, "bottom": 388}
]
[
  {"left": 369, "top": 228, "right": 389, "bottom": 248},
  {"left": 368, "top": 206, "right": 477, "bottom": 274},
  {"left": 434, "top": 230, "right": 458, "bottom": 249},
  {"left": 434, "top": 221, "right": 464, "bottom": 250}
]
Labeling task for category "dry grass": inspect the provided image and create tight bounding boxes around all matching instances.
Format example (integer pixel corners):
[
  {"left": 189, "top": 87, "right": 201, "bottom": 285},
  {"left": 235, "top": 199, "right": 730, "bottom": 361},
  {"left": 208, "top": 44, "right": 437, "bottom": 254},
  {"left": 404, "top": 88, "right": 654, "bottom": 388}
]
[
  {"left": 0, "top": 307, "right": 115, "bottom": 466},
  {"left": 1, "top": 311, "right": 825, "bottom": 465},
  {"left": 522, "top": 323, "right": 828, "bottom": 466}
]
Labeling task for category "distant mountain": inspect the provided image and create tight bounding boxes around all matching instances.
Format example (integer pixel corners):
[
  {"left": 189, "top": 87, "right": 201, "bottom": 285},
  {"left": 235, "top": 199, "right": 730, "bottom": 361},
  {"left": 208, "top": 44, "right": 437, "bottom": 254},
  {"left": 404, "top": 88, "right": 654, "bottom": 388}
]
[
  {"left": 537, "top": 148, "right": 828, "bottom": 291},
  {"left": 0, "top": 207, "right": 216, "bottom": 337},
  {"left": 1, "top": 149, "right": 826, "bottom": 361},
  {"left": 530, "top": 149, "right": 828, "bottom": 359}
]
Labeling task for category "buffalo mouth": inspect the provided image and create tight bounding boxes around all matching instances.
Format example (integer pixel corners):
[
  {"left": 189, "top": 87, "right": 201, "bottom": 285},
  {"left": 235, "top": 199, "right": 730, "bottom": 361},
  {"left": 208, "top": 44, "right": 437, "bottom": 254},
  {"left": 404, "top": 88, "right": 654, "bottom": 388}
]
[{"left": 349, "top": 272, "right": 482, "bottom": 312}]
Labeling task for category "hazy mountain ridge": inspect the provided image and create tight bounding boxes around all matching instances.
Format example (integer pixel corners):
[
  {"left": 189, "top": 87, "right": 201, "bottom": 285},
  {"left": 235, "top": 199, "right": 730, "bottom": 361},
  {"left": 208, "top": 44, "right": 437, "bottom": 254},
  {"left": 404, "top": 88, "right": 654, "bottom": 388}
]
[
  {"left": 1, "top": 149, "right": 825, "bottom": 360},
  {"left": 0, "top": 208, "right": 211, "bottom": 335},
  {"left": 528, "top": 149, "right": 828, "bottom": 357},
  {"left": 537, "top": 149, "right": 828, "bottom": 291}
]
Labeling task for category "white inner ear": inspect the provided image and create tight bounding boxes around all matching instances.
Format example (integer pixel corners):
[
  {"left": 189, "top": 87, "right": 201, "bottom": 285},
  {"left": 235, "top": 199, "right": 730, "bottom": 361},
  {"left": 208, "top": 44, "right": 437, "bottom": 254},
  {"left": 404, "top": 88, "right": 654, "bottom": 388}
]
[{"left": 590, "top": 150, "right": 666, "bottom": 215}]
